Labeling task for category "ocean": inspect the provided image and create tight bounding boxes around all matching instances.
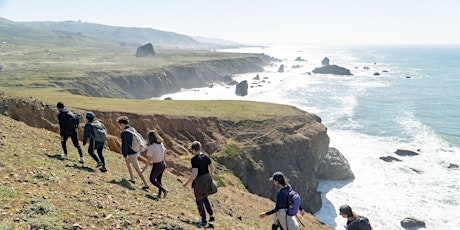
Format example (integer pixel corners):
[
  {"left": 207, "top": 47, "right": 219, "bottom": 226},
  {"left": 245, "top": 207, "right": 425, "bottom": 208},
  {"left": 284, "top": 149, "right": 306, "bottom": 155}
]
[{"left": 158, "top": 45, "right": 460, "bottom": 229}]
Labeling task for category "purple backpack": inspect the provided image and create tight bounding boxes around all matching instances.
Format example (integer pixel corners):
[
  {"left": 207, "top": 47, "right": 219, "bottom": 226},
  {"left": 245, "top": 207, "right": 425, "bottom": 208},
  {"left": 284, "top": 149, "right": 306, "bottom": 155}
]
[{"left": 287, "top": 187, "right": 301, "bottom": 216}]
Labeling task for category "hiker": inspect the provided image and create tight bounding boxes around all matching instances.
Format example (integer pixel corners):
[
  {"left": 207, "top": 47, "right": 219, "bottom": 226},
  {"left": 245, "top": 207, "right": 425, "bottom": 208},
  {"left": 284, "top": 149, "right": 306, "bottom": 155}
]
[
  {"left": 117, "top": 116, "right": 149, "bottom": 189},
  {"left": 82, "top": 112, "right": 107, "bottom": 172},
  {"left": 182, "top": 141, "right": 215, "bottom": 226},
  {"left": 141, "top": 130, "right": 168, "bottom": 198},
  {"left": 56, "top": 101, "right": 84, "bottom": 163},
  {"left": 259, "top": 172, "right": 306, "bottom": 230},
  {"left": 339, "top": 204, "right": 372, "bottom": 230}
]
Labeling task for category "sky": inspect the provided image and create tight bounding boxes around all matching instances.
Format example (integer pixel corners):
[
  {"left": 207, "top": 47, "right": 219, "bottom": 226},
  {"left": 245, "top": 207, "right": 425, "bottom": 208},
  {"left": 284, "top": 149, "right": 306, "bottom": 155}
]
[{"left": 1, "top": 0, "right": 459, "bottom": 45}]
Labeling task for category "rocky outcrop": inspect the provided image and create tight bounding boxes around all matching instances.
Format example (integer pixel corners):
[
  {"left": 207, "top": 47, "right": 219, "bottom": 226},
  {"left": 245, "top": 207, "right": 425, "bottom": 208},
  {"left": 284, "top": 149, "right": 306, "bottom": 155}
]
[
  {"left": 312, "top": 65, "right": 352, "bottom": 75},
  {"left": 278, "top": 64, "right": 285, "bottom": 73},
  {"left": 0, "top": 93, "right": 333, "bottom": 213},
  {"left": 395, "top": 149, "right": 419, "bottom": 156},
  {"left": 401, "top": 217, "right": 426, "bottom": 229},
  {"left": 313, "top": 57, "right": 352, "bottom": 75},
  {"left": 135, "top": 43, "right": 155, "bottom": 57},
  {"left": 235, "top": 80, "right": 248, "bottom": 96},
  {"left": 317, "top": 147, "right": 354, "bottom": 180}
]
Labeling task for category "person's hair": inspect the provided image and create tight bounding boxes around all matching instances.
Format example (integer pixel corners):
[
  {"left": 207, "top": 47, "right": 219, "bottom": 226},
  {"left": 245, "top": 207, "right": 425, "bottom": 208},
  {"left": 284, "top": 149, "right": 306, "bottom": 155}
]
[
  {"left": 147, "top": 130, "right": 163, "bottom": 145},
  {"left": 274, "top": 175, "right": 288, "bottom": 186},
  {"left": 56, "top": 101, "right": 64, "bottom": 108},
  {"left": 117, "top": 116, "right": 129, "bottom": 125},
  {"left": 191, "top": 141, "right": 201, "bottom": 151},
  {"left": 339, "top": 205, "right": 353, "bottom": 217}
]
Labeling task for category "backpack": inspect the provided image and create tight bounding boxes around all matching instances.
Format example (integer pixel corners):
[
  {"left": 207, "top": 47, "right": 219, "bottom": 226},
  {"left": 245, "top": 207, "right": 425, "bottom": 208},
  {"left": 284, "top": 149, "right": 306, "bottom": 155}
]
[
  {"left": 90, "top": 120, "right": 108, "bottom": 142},
  {"left": 67, "top": 111, "right": 82, "bottom": 129},
  {"left": 353, "top": 216, "right": 372, "bottom": 230},
  {"left": 286, "top": 186, "right": 301, "bottom": 216},
  {"left": 123, "top": 128, "right": 147, "bottom": 153}
]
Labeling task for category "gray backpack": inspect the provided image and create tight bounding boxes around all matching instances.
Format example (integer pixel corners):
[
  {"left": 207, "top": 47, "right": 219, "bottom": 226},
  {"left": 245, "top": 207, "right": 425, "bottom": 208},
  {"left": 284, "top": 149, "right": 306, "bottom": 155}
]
[{"left": 91, "top": 120, "right": 108, "bottom": 142}]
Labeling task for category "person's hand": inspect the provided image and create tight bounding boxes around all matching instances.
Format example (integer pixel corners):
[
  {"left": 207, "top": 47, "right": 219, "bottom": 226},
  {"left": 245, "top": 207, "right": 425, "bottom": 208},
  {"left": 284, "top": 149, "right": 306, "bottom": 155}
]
[
  {"left": 182, "top": 181, "right": 188, "bottom": 188},
  {"left": 259, "top": 213, "right": 266, "bottom": 219},
  {"left": 299, "top": 209, "right": 306, "bottom": 216}
]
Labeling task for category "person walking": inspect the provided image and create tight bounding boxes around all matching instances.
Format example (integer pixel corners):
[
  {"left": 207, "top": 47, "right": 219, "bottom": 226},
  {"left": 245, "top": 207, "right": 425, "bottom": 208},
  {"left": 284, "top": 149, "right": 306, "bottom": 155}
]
[
  {"left": 259, "top": 172, "right": 305, "bottom": 230},
  {"left": 339, "top": 204, "right": 372, "bottom": 230},
  {"left": 82, "top": 112, "right": 107, "bottom": 172},
  {"left": 182, "top": 141, "right": 215, "bottom": 226},
  {"left": 56, "top": 101, "right": 84, "bottom": 163},
  {"left": 141, "top": 130, "right": 168, "bottom": 198},
  {"left": 117, "top": 116, "right": 149, "bottom": 189}
]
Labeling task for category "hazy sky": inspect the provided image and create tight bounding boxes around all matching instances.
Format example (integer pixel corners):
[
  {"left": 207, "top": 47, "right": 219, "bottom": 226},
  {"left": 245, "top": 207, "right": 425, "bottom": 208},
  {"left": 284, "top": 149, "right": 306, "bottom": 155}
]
[{"left": 1, "top": 0, "right": 459, "bottom": 45}]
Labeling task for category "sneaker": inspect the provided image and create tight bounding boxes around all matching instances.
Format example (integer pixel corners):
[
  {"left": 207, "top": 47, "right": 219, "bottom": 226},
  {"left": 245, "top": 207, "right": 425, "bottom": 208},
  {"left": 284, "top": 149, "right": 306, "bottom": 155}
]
[
  {"left": 61, "top": 153, "right": 68, "bottom": 158},
  {"left": 78, "top": 157, "right": 85, "bottom": 164},
  {"left": 141, "top": 185, "right": 149, "bottom": 190},
  {"left": 96, "top": 161, "right": 103, "bottom": 168},
  {"left": 128, "top": 179, "right": 135, "bottom": 184},
  {"left": 100, "top": 166, "right": 107, "bottom": 172},
  {"left": 199, "top": 219, "right": 207, "bottom": 226},
  {"left": 163, "top": 190, "right": 168, "bottom": 199},
  {"left": 209, "top": 216, "right": 215, "bottom": 222}
]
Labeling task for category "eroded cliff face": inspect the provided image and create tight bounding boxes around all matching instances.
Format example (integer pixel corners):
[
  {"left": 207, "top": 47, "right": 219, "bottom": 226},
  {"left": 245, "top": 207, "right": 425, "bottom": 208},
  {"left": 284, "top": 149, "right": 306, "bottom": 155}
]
[
  {"left": 60, "top": 54, "right": 271, "bottom": 99},
  {"left": 0, "top": 93, "right": 328, "bottom": 212}
]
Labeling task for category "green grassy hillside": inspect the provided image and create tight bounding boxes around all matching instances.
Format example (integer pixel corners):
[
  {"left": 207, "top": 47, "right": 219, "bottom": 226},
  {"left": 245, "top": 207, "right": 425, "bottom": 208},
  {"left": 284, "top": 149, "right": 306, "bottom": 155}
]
[{"left": 0, "top": 114, "right": 331, "bottom": 230}]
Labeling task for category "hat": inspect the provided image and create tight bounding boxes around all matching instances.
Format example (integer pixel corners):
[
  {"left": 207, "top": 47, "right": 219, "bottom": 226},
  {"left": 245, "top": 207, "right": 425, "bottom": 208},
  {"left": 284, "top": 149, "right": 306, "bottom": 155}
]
[
  {"left": 56, "top": 101, "right": 64, "bottom": 108},
  {"left": 85, "top": 112, "right": 95, "bottom": 119},
  {"left": 269, "top": 171, "right": 285, "bottom": 181}
]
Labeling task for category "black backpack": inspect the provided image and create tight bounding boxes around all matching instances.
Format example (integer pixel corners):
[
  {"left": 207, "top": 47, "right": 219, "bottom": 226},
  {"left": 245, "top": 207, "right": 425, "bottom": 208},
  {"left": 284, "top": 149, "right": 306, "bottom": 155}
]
[
  {"left": 67, "top": 111, "right": 82, "bottom": 129},
  {"left": 351, "top": 216, "right": 371, "bottom": 230}
]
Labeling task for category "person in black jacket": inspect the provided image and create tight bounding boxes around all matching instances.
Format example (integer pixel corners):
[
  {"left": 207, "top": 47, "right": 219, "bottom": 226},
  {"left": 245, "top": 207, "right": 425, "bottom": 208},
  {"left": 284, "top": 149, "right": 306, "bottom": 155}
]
[
  {"left": 82, "top": 112, "right": 107, "bottom": 172},
  {"left": 56, "top": 102, "right": 84, "bottom": 163},
  {"left": 339, "top": 204, "right": 372, "bottom": 230},
  {"left": 259, "top": 172, "right": 305, "bottom": 230}
]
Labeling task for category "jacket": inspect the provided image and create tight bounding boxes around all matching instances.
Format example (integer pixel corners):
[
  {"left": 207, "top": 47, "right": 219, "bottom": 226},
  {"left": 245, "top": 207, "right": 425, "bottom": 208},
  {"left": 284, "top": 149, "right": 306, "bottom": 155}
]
[{"left": 120, "top": 125, "right": 136, "bottom": 157}]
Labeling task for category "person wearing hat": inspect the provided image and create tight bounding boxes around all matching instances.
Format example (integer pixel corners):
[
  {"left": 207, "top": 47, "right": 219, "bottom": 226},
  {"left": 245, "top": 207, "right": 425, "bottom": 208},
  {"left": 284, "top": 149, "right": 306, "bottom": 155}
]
[
  {"left": 82, "top": 112, "right": 107, "bottom": 172},
  {"left": 259, "top": 172, "right": 305, "bottom": 230},
  {"left": 339, "top": 204, "right": 372, "bottom": 230},
  {"left": 56, "top": 101, "right": 84, "bottom": 163}
]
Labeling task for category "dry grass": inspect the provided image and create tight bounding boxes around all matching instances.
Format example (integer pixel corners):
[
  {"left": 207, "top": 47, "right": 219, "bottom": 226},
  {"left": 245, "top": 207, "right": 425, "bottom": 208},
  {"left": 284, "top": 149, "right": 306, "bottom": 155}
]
[
  {"left": 2, "top": 88, "right": 305, "bottom": 122},
  {"left": 0, "top": 115, "right": 331, "bottom": 230}
]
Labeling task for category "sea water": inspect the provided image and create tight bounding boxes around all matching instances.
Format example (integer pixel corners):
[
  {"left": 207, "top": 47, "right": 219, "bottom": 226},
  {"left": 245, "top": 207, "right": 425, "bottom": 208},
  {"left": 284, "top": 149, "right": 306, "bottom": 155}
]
[{"left": 158, "top": 45, "right": 460, "bottom": 229}]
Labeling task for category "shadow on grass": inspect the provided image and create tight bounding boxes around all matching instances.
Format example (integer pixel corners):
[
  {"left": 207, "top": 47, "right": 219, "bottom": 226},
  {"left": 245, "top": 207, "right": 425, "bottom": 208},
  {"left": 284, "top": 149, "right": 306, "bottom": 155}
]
[
  {"left": 109, "top": 178, "right": 136, "bottom": 190},
  {"left": 70, "top": 164, "right": 95, "bottom": 172},
  {"left": 178, "top": 219, "right": 215, "bottom": 229},
  {"left": 145, "top": 194, "right": 159, "bottom": 202},
  {"left": 45, "top": 153, "right": 66, "bottom": 161}
]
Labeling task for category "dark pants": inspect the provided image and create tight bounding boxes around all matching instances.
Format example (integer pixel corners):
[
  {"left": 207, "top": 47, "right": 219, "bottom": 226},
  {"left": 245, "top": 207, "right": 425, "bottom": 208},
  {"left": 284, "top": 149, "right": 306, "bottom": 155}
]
[
  {"left": 149, "top": 161, "right": 166, "bottom": 195},
  {"left": 61, "top": 132, "right": 83, "bottom": 157},
  {"left": 193, "top": 182, "right": 213, "bottom": 220},
  {"left": 88, "top": 140, "right": 105, "bottom": 165}
]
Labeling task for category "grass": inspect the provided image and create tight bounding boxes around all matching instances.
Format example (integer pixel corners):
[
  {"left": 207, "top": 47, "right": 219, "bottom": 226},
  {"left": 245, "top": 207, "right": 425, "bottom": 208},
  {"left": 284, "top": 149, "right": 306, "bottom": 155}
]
[
  {"left": 0, "top": 114, "right": 331, "bottom": 230},
  {"left": 1, "top": 88, "right": 304, "bottom": 122}
]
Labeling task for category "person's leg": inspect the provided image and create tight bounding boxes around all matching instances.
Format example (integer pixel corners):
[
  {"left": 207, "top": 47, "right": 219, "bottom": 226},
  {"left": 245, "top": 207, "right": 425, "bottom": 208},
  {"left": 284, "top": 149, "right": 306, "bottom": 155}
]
[
  {"left": 203, "top": 196, "right": 213, "bottom": 217},
  {"left": 149, "top": 162, "right": 166, "bottom": 196},
  {"left": 61, "top": 135, "right": 69, "bottom": 155},
  {"left": 193, "top": 183, "right": 207, "bottom": 221},
  {"left": 275, "top": 210, "right": 288, "bottom": 230},
  {"left": 156, "top": 164, "right": 168, "bottom": 197},
  {"left": 125, "top": 157, "right": 135, "bottom": 181},
  {"left": 286, "top": 214, "right": 299, "bottom": 230},
  {"left": 96, "top": 145, "right": 105, "bottom": 166},
  {"left": 70, "top": 132, "right": 83, "bottom": 157},
  {"left": 129, "top": 154, "right": 148, "bottom": 187},
  {"left": 87, "top": 141, "right": 100, "bottom": 163}
]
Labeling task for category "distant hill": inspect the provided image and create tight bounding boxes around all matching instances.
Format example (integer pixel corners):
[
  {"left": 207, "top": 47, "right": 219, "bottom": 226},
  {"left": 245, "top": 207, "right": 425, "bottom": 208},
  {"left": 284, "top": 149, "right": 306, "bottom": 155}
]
[{"left": 0, "top": 17, "right": 244, "bottom": 49}]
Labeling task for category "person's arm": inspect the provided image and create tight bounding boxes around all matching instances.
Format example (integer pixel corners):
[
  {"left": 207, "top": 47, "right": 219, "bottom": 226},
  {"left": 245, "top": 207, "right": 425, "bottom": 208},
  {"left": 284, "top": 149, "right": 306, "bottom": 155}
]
[
  {"left": 266, "top": 189, "right": 288, "bottom": 215},
  {"left": 141, "top": 145, "right": 154, "bottom": 173},
  {"left": 209, "top": 162, "right": 215, "bottom": 178},
  {"left": 120, "top": 131, "right": 130, "bottom": 157},
  {"left": 182, "top": 168, "right": 198, "bottom": 187}
]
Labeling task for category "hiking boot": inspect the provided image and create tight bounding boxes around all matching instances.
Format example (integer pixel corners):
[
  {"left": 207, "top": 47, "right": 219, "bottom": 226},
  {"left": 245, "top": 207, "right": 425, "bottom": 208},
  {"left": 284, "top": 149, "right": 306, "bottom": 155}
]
[
  {"left": 100, "top": 166, "right": 107, "bottom": 172},
  {"left": 209, "top": 216, "right": 215, "bottom": 222},
  {"left": 96, "top": 161, "right": 103, "bottom": 168},
  {"left": 199, "top": 219, "right": 207, "bottom": 226},
  {"left": 61, "top": 153, "right": 68, "bottom": 158},
  {"left": 78, "top": 157, "right": 85, "bottom": 164}
]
